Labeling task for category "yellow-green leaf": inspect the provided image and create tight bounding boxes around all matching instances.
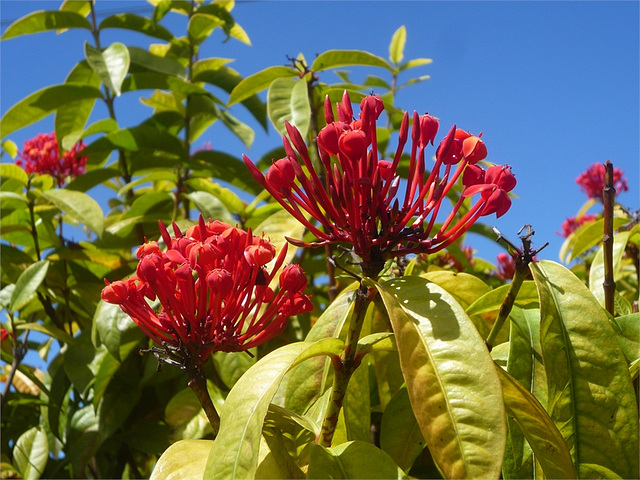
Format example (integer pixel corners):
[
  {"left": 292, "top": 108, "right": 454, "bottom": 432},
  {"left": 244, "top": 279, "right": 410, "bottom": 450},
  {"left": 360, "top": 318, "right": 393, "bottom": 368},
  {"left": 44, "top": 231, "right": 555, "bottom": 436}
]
[{"left": 150, "top": 440, "right": 213, "bottom": 480}]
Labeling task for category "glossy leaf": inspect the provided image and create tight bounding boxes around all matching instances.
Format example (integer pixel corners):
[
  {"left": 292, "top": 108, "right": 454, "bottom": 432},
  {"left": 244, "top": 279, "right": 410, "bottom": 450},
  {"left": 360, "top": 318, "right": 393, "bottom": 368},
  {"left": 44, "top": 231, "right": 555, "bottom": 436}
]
[
  {"left": 84, "top": 42, "right": 130, "bottom": 97},
  {"left": 267, "top": 77, "right": 311, "bottom": 139},
  {"left": 165, "top": 387, "right": 216, "bottom": 440},
  {"left": 1, "top": 164, "right": 29, "bottom": 186},
  {"left": 531, "top": 260, "right": 639, "bottom": 479},
  {"left": 496, "top": 365, "right": 576, "bottom": 479},
  {"left": 204, "top": 338, "right": 345, "bottom": 480},
  {"left": 1, "top": 10, "right": 91, "bottom": 39},
  {"left": 380, "top": 386, "right": 426, "bottom": 473},
  {"left": 588, "top": 230, "right": 632, "bottom": 310},
  {"left": 188, "top": 12, "right": 225, "bottom": 44},
  {"left": 185, "top": 178, "right": 245, "bottom": 215},
  {"left": 94, "top": 301, "right": 144, "bottom": 363},
  {"left": 9, "top": 260, "right": 49, "bottom": 312},
  {"left": 342, "top": 357, "right": 371, "bottom": 443},
  {"left": 13, "top": 425, "right": 48, "bottom": 480},
  {"left": 187, "top": 191, "right": 234, "bottom": 225},
  {"left": 375, "top": 276, "right": 506, "bottom": 479},
  {"left": 128, "top": 46, "right": 187, "bottom": 78},
  {"left": 307, "top": 441, "right": 408, "bottom": 479},
  {"left": 311, "top": 49, "right": 392, "bottom": 72},
  {"left": 150, "top": 439, "right": 213, "bottom": 480},
  {"left": 389, "top": 25, "right": 406, "bottom": 65},
  {"left": 99, "top": 13, "right": 174, "bottom": 41},
  {"left": 41, "top": 189, "right": 104, "bottom": 236},
  {"left": 212, "top": 350, "right": 257, "bottom": 390},
  {"left": 1, "top": 84, "right": 103, "bottom": 139},
  {"left": 466, "top": 281, "right": 539, "bottom": 316},
  {"left": 399, "top": 57, "right": 433, "bottom": 72},
  {"left": 190, "top": 150, "right": 261, "bottom": 194},
  {"left": 609, "top": 313, "right": 640, "bottom": 364},
  {"left": 228, "top": 66, "right": 298, "bottom": 106}
]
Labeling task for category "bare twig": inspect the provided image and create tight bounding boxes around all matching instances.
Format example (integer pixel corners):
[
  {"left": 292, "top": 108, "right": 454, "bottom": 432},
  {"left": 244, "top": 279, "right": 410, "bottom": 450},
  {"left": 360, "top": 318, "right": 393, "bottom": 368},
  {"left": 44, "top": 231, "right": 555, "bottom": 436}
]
[{"left": 602, "top": 160, "right": 616, "bottom": 315}]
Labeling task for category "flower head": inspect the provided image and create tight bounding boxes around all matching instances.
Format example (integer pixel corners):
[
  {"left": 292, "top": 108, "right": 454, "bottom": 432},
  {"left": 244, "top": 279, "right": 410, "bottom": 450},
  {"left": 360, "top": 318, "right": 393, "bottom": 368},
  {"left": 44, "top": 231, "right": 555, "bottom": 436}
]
[
  {"left": 244, "top": 91, "right": 516, "bottom": 271},
  {"left": 495, "top": 253, "right": 515, "bottom": 281},
  {"left": 101, "top": 215, "right": 312, "bottom": 368},
  {"left": 576, "top": 163, "right": 628, "bottom": 200},
  {"left": 15, "top": 133, "right": 87, "bottom": 187},
  {"left": 558, "top": 214, "right": 597, "bottom": 238}
]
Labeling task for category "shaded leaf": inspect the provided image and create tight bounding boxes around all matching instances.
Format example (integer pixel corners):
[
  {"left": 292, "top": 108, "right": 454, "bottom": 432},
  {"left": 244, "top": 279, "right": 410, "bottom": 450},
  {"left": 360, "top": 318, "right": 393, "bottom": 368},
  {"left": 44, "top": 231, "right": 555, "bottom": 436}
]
[
  {"left": 311, "top": 49, "right": 392, "bottom": 72},
  {"left": 84, "top": 42, "right": 130, "bottom": 97},
  {"left": 1, "top": 84, "right": 103, "bottom": 139},
  {"left": 9, "top": 260, "right": 49, "bottom": 311},
  {"left": 267, "top": 77, "right": 311, "bottom": 139},
  {"left": 99, "top": 13, "right": 174, "bottom": 41},
  {"left": 374, "top": 276, "right": 506, "bottom": 479},
  {"left": 190, "top": 150, "right": 260, "bottom": 194},
  {"left": 128, "top": 46, "right": 186, "bottom": 78},
  {"left": 41, "top": 189, "right": 104, "bottom": 236},
  {"left": 531, "top": 260, "right": 639, "bottom": 479},
  {"left": 1, "top": 10, "right": 90, "bottom": 39}
]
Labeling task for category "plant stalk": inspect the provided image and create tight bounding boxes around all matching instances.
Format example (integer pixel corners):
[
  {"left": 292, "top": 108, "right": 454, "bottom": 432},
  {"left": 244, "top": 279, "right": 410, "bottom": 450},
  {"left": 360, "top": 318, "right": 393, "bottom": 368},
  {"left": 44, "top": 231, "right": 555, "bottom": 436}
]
[
  {"left": 602, "top": 160, "right": 616, "bottom": 316},
  {"left": 187, "top": 367, "right": 220, "bottom": 435},
  {"left": 486, "top": 264, "right": 527, "bottom": 351}
]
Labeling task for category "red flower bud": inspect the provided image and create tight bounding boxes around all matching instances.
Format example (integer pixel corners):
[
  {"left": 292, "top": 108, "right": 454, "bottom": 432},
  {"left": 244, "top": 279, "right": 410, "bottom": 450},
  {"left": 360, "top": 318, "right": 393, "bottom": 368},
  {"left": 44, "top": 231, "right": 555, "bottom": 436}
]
[
  {"left": 462, "top": 135, "right": 487, "bottom": 164},
  {"left": 101, "top": 280, "right": 130, "bottom": 304},
  {"left": 244, "top": 240, "right": 276, "bottom": 266},
  {"left": 419, "top": 114, "right": 439, "bottom": 146},
  {"left": 463, "top": 164, "right": 485, "bottom": 187},
  {"left": 339, "top": 129, "right": 368, "bottom": 160},
  {"left": 486, "top": 165, "right": 516, "bottom": 192},
  {"left": 266, "top": 158, "right": 296, "bottom": 192},
  {"left": 360, "top": 95, "right": 384, "bottom": 120},
  {"left": 206, "top": 268, "right": 233, "bottom": 297},
  {"left": 136, "top": 241, "right": 161, "bottom": 259},
  {"left": 378, "top": 160, "right": 394, "bottom": 181},
  {"left": 482, "top": 188, "right": 512, "bottom": 218},
  {"left": 317, "top": 123, "right": 341, "bottom": 156},
  {"left": 279, "top": 264, "right": 308, "bottom": 292}
]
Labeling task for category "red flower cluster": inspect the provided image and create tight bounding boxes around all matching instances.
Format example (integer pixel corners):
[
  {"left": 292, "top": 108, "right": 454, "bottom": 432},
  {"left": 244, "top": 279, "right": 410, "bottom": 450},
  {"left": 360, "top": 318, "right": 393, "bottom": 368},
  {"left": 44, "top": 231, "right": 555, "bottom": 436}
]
[
  {"left": 576, "top": 163, "right": 628, "bottom": 200},
  {"left": 244, "top": 91, "right": 516, "bottom": 267},
  {"left": 101, "top": 216, "right": 312, "bottom": 367},
  {"left": 495, "top": 253, "right": 515, "bottom": 281},
  {"left": 15, "top": 133, "right": 87, "bottom": 186},
  {"left": 558, "top": 214, "right": 597, "bottom": 238}
]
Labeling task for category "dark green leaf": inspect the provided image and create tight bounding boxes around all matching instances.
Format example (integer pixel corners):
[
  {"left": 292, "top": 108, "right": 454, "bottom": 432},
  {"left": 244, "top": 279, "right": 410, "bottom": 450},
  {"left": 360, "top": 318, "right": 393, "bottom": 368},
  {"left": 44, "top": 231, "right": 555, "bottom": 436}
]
[
  {"left": 65, "top": 167, "right": 120, "bottom": 192},
  {"left": 1, "top": 84, "right": 103, "bottom": 139},
  {"left": 94, "top": 301, "right": 144, "bottom": 362},
  {"left": 311, "top": 49, "right": 392, "bottom": 72},
  {"left": 1, "top": 10, "right": 91, "bottom": 39},
  {"left": 9, "top": 260, "right": 49, "bottom": 311},
  {"left": 122, "top": 72, "right": 211, "bottom": 96},
  {"left": 190, "top": 150, "right": 261, "bottom": 194},
  {"left": 99, "top": 13, "right": 174, "bottom": 41}
]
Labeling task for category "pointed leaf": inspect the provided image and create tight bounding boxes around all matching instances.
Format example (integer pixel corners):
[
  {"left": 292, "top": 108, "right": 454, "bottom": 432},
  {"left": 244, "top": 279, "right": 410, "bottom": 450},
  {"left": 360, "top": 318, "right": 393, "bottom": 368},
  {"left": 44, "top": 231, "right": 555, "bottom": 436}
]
[
  {"left": 466, "top": 281, "right": 539, "bottom": 316},
  {"left": 312, "top": 49, "right": 392, "bottom": 72},
  {"left": 122, "top": 72, "right": 210, "bottom": 96},
  {"left": 497, "top": 365, "right": 576, "bottom": 479},
  {"left": 41, "top": 189, "right": 104, "bottom": 236},
  {"left": 1, "top": 84, "right": 103, "bottom": 139},
  {"left": 128, "top": 46, "right": 186, "bottom": 78},
  {"left": 1, "top": 164, "right": 29, "bottom": 186},
  {"left": 588, "top": 230, "right": 632, "bottom": 310},
  {"left": 204, "top": 338, "right": 345, "bottom": 480},
  {"left": 228, "top": 66, "right": 298, "bottom": 106},
  {"left": 9, "top": 260, "right": 49, "bottom": 311},
  {"left": 84, "top": 42, "right": 130, "bottom": 97},
  {"left": 531, "top": 260, "right": 639, "bottom": 479},
  {"left": 99, "top": 13, "right": 174, "bottom": 41},
  {"left": 150, "top": 439, "right": 213, "bottom": 480},
  {"left": 190, "top": 150, "right": 260, "bottom": 194},
  {"left": 389, "top": 26, "right": 407, "bottom": 65},
  {"left": 1, "top": 10, "right": 91, "bottom": 39},
  {"left": 374, "top": 276, "right": 506, "bottom": 479},
  {"left": 13, "top": 425, "right": 48, "bottom": 480},
  {"left": 267, "top": 77, "right": 311, "bottom": 139}
]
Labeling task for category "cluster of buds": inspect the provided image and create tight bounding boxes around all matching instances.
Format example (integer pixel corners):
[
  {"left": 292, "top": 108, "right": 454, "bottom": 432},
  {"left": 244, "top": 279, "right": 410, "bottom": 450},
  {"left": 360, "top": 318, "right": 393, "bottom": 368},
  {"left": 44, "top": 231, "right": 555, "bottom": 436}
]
[
  {"left": 16, "top": 132, "right": 86, "bottom": 187},
  {"left": 101, "top": 216, "right": 312, "bottom": 368},
  {"left": 576, "top": 163, "right": 628, "bottom": 200},
  {"left": 244, "top": 91, "right": 516, "bottom": 272}
]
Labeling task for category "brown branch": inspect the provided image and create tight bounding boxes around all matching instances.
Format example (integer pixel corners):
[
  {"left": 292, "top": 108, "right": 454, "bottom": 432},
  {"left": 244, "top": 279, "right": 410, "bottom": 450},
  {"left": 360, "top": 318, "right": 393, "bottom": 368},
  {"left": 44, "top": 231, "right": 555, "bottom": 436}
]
[{"left": 602, "top": 160, "right": 616, "bottom": 315}]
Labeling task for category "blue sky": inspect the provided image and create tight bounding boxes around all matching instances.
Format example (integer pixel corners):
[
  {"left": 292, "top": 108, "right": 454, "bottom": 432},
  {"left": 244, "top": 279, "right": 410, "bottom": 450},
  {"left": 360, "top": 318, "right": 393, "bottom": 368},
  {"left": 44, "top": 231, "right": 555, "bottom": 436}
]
[{"left": 1, "top": 0, "right": 638, "bottom": 265}]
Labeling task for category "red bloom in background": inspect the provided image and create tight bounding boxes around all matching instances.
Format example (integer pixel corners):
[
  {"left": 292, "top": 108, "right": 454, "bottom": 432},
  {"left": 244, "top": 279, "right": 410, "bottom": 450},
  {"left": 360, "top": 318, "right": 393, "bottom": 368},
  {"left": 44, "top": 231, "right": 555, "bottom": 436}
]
[
  {"left": 495, "top": 253, "right": 515, "bottom": 281},
  {"left": 576, "top": 163, "right": 628, "bottom": 200},
  {"left": 558, "top": 214, "right": 597, "bottom": 238},
  {"left": 244, "top": 91, "right": 516, "bottom": 269},
  {"left": 15, "top": 133, "right": 86, "bottom": 187},
  {"left": 102, "top": 215, "right": 312, "bottom": 367}
]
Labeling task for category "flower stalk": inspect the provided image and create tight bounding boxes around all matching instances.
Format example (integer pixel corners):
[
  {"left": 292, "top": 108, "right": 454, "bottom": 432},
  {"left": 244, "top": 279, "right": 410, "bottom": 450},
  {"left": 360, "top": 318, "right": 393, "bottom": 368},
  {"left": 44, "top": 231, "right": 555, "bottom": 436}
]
[{"left": 602, "top": 160, "right": 616, "bottom": 315}]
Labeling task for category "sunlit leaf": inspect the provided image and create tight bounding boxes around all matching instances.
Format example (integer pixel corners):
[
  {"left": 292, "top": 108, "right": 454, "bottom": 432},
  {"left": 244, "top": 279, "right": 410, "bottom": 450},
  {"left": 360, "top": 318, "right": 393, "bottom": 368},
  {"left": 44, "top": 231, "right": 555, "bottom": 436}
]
[
  {"left": 1, "top": 164, "right": 29, "bottom": 186},
  {"left": 204, "top": 338, "right": 345, "bottom": 479},
  {"left": 531, "top": 260, "right": 639, "bottom": 479},
  {"left": 389, "top": 26, "right": 406, "bottom": 65},
  {"left": 398, "top": 58, "right": 433, "bottom": 72},
  {"left": 41, "top": 189, "right": 104, "bottom": 236},
  {"left": 190, "top": 150, "right": 260, "bottom": 194},
  {"left": 150, "top": 440, "right": 213, "bottom": 480},
  {"left": 187, "top": 191, "right": 234, "bottom": 224},
  {"left": 374, "top": 276, "right": 506, "bottom": 479},
  {"left": 588, "top": 230, "right": 632, "bottom": 310},
  {"left": 94, "top": 301, "right": 144, "bottom": 363},
  {"left": 84, "top": 42, "right": 130, "bottom": 97},
  {"left": 609, "top": 313, "right": 640, "bottom": 364},
  {"left": 496, "top": 365, "right": 576, "bottom": 479},
  {"left": 311, "top": 49, "right": 392, "bottom": 72},
  {"left": 267, "top": 77, "right": 311, "bottom": 139},
  {"left": 1, "top": 84, "right": 103, "bottom": 139},
  {"left": 128, "top": 46, "right": 187, "bottom": 78},
  {"left": 99, "top": 13, "right": 174, "bottom": 41},
  {"left": 560, "top": 217, "right": 627, "bottom": 263},
  {"left": 9, "top": 260, "right": 49, "bottom": 311},
  {"left": 122, "top": 72, "right": 211, "bottom": 96},
  {"left": 13, "top": 425, "right": 48, "bottom": 480},
  {"left": 228, "top": 66, "right": 298, "bottom": 106},
  {"left": 466, "top": 281, "right": 539, "bottom": 316},
  {"left": 1, "top": 10, "right": 91, "bottom": 39}
]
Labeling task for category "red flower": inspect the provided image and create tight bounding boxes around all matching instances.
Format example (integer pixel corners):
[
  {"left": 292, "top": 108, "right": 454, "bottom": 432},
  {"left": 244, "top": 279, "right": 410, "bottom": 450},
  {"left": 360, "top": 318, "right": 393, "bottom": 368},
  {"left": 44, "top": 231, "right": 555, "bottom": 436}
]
[
  {"left": 495, "top": 253, "right": 515, "bottom": 281},
  {"left": 15, "top": 132, "right": 86, "bottom": 187},
  {"left": 576, "top": 163, "right": 628, "bottom": 200},
  {"left": 101, "top": 215, "right": 312, "bottom": 367},
  {"left": 558, "top": 214, "right": 597, "bottom": 238},
  {"left": 243, "top": 91, "right": 516, "bottom": 268}
]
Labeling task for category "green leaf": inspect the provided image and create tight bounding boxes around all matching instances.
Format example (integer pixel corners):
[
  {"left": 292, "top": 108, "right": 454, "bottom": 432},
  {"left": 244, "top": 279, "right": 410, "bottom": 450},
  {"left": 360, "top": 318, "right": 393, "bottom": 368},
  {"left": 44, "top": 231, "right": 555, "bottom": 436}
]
[
  {"left": 307, "top": 441, "right": 408, "bottom": 479},
  {"left": 16, "top": 321, "right": 74, "bottom": 345},
  {"left": 84, "top": 42, "right": 130, "bottom": 97},
  {"left": 187, "top": 191, "right": 234, "bottom": 224},
  {"left": 389, "top": 26, "right": 407, "bottom": 65},
  {"left": 188, "top": 12, "right": 225, "bottom": 44},
  {"left": 213, "top": 350, "right": 257, "bottom": 390},
  {"left": 496, "top": 365, "right": 576, "bottom": 479},
  {"left": 2, "top": 139, "right": 19, "bottom": 158},
  {"left": 9, "top": 260, "right": 49, "bottom": 311},
  {"left": 165, "top": 386, "right": 216, "bottom": 440},
  {"left": 204, "top": 338, "right": 345, "bottom": 480},
  {"left": 228, "top": 66, "right": 298, "bottom": 106},
  {"left": 83, "top": 125, "right": 185, "bottom": 159},
  {"left": 1, "top": 10, "right": 91, "bottom": 39},
  {"left": 94, "top": 301, "right": 144, "bottom": 363},
  {"left": 588, "top": 230, "right": 632, "bottom": 310},
  {"left": 609, "top": 313, "right": 640, "bottom": 364},
  {"left": 128, "top": 46, "right": 187, "bottom": 78},
  {"left": 311, "top": 49, "right": 392, "bottom": 72},
  {"left": 41, "top": 189, "right": 104, "bottom": 236},
  {"left": 65, "top": 167, "right": 120, "bottom": 192},
  {"left": 99, "top": 13, "right": 174, "bottom": 41},
  {"left": 398, "top": 57, "right": 433, "bottom": 72},
  {"left": 150, "top": 439, "right": 213, "bottom": 480},
  {"left": 13, "top": 425, "right": 48, "bottom": 480},
  {"left": 267, "top": 77, "right": 311, "bottom": 139},
  {"left": 190, "top": 150, "right": 260, "bottom": 194},
  {"left": 374, "top": 276, "right": 506, "bottom": 479},
  {"left": 185, "top": 178, "right": 246, "bottom": 215},
  {"left": 122, "top": 72, "right": 211, "bottom": 96},
  {"left": 531, "top": 260, "right": 639, "bottom": 479},
  {"left": 560, "top": 217, "right": 628, "bottom": 263},
  {"left": 380, "top": 386, "right": 426, "bottom": 472},
  {"left": 1, "top": 84, "right": 103, "bottom": 139},
  {"left": 466, "top": 281, "right": 539, "bottom": 316},
  {"left": 1, "top": 164, "right": 29, "bottom": 186}
]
